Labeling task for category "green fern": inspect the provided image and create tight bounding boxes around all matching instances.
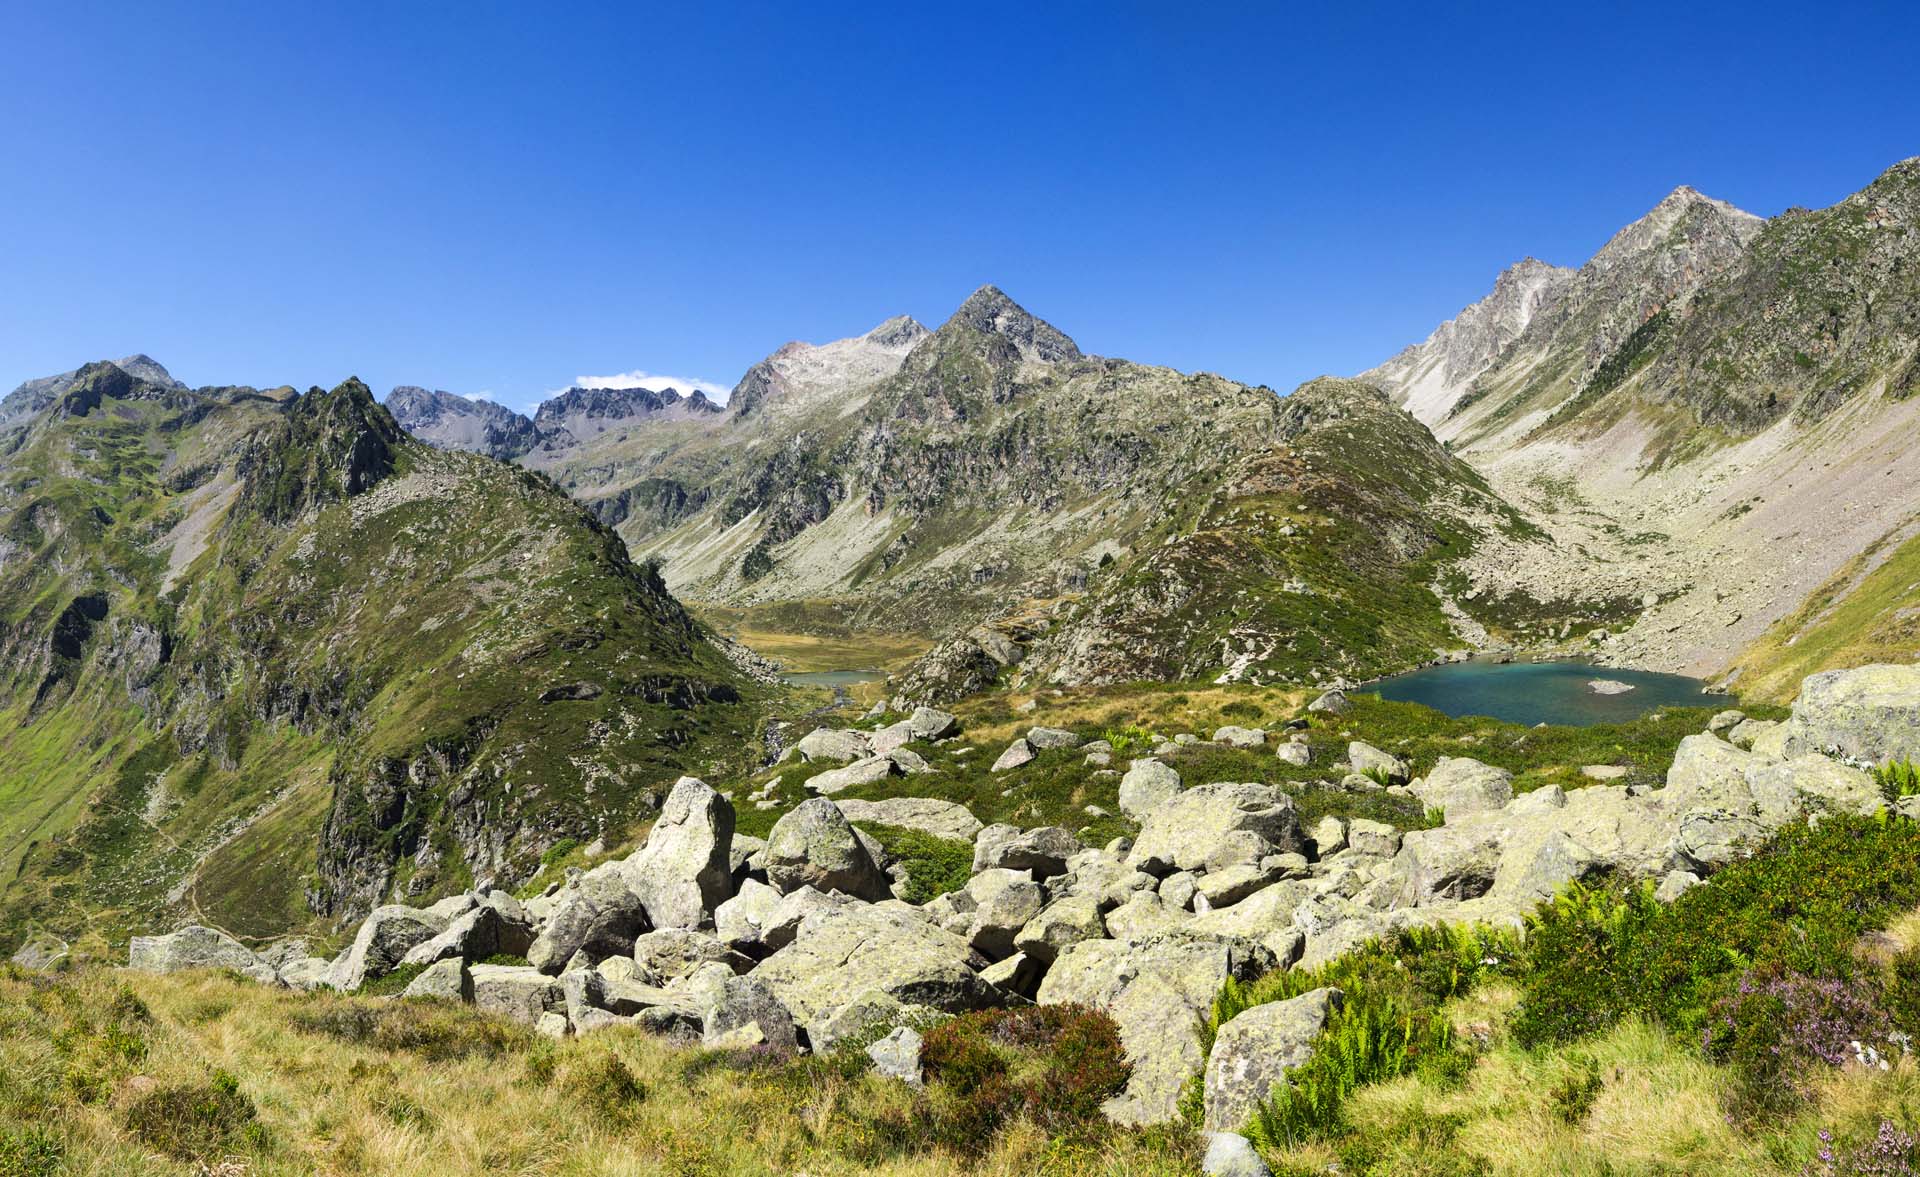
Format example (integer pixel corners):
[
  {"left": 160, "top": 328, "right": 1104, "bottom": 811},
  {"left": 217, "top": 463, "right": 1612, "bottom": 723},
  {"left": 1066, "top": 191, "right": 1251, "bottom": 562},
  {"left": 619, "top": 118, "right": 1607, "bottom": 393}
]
[{"left": 1875, "top": 759, "right": 1920, "bottom": 802}]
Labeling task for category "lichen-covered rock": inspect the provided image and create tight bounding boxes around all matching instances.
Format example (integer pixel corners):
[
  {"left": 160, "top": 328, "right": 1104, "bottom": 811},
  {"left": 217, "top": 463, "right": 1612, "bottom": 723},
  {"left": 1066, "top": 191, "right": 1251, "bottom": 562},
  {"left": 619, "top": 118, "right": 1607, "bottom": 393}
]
[
  {"left": 1013, "top": 894, "right": 1107, "bottom": 964},
  {"left": 796, "top": 728, "right": 873, "bottom": 763},
  {"left": 964, "top": 869, "right": 1047, "bottom": 959},
  {"left": 754, "top": 904, "right": 998, "bottom": 1041},
  {"left": 992, "top": 739, "right": 1037, "bottom": 772},
  {"left": 1203, "top": 987, "right": 1342, "bottom": 1131},
  {"left": 701, "top": 975, "right": 799, "bottom": 1052},
  {"left": 1782, "top": 664, "right": 1920, "bottom": 763},
  {"left": 622, "top": 776, "right": 735, "bottom": 930},
  {"left": 765, "top": 798, "right": 892, "bottom": 901},
  {"left": 327, "top": 905, "right": 452, "bottom": 991},
  {"left": 1213, "top": 726, "right": 1266, "bottom": 749},
  {"left": 866, "top": 1026, "right": 924, "bottom": 1085},
  {"left": 1026, "top": 726, "right": 1083, "bottom": 750},
  {"left": 631, "top": 928, "right": 755, "bottom": 982},
  {"left": 1118, "top": 758, "right": 1182, "bottom": 818},
  {"left": 971, "top": 824, "right": 1079, "bottom": 878},
  {"left": 1128, "top": 784, "right": 1301, "bottom": 877},
  {"left": 806, "top": 755, "right": 897, "bottom": 795},
  {"left": 527, "top": 865, "right": 649, "bottom": 974},
  {"left": 470, "top": 963, "right": 565, "bottom": 1025},
  {"left": 908, "top": 706, "right": 961, "bottom": 740},
  {"left": 1306, "top": 690, "right": 1350, "bottom": 716},
  {"left": 1038, "top": 931, "right": 1277, "bottom": 1125},
  {"left": 1412, "top": 757, "right": 1514, "bottom": 818},
  {"left": 833, "top": 796, "right": 983, "bottom": 841},
  {"left": 1347, "top": 741, "right": 1408, "bottom": 783},
  {"left": 400, "top": 957, "right": 470, "bottom": 1001},
  {"left": 129, "top": 926, "right": 278, "bottom": 985},
  {"left": 400, "top": 892, "right": 535, "bottom": 968}
]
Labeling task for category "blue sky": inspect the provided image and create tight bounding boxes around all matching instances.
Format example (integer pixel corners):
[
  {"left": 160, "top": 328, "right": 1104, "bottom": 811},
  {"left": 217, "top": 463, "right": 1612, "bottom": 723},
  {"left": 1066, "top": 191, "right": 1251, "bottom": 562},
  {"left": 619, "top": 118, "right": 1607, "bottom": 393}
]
[{"left": 4, "top": 1, "right": 1917, "bottom": 411}]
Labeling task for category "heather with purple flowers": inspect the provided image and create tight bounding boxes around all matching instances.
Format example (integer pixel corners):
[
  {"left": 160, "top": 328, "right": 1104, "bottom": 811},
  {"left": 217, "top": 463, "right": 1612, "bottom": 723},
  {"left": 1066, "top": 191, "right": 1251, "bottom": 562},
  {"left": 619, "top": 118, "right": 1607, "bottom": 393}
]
[
  {"left": 1805, "top": 1121, "right": 1920, "bottom": 1176},
  {"left": 1704, "top": 967, "right": 1893, "bottom": 1119}
]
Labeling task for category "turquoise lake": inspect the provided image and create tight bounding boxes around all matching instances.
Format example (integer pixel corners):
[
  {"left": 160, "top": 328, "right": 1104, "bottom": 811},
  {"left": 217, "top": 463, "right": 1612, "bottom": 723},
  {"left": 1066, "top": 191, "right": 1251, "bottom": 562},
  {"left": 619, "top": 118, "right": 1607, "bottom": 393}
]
[
  {"left": 1369, "top": 659, "right": 1725, "bottom": 726},
  {"left": 783, "top": 669, "right": 887, "bottom": 688}
]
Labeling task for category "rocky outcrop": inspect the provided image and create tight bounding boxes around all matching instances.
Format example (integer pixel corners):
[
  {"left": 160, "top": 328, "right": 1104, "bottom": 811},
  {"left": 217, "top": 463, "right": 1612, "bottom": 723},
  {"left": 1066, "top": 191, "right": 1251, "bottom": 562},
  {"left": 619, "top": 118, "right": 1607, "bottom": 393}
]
[
  {"left": 128, "top": 926, "right": 279, "bottom": 985},
  {"left": 764, "top": 799, "right": 893, "bottom": 900},
  {"left": 621, "top": 776, "right": 735, "bottom": 930}
]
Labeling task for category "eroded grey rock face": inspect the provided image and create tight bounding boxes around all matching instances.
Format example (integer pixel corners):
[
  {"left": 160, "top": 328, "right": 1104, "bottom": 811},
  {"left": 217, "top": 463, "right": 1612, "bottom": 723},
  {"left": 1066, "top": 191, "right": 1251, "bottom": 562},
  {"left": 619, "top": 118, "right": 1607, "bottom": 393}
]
[
  {"left": 796, "top": 728, "right": 873, "bottom": 763},
  {"left": 622, "top": 776, "right": 735, "bottom": 930},
  {"left": 1204, "top": 987, "right": 1342, "bottom": 1131}
]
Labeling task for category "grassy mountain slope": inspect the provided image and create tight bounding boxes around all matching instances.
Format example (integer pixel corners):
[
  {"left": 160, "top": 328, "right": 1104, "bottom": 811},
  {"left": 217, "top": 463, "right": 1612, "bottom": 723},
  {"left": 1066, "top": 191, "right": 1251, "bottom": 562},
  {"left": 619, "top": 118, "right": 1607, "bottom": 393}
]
[{"left": 0, "top": 365, "right": 762, "bottom": 953}]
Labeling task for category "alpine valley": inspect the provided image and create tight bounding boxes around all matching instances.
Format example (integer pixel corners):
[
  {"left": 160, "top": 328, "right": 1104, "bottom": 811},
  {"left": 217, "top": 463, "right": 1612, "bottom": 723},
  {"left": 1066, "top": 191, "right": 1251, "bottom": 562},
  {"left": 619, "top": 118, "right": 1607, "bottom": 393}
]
[{"left": 11, "top": 158, "right": 1920, "bottom": 1177}]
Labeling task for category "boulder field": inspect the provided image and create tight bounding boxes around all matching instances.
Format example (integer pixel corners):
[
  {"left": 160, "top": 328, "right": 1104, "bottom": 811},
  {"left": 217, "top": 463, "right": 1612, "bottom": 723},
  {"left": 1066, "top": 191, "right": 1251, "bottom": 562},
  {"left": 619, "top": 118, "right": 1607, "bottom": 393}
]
[{"left": 128, "top": 664, "right": 1920, "bottom": 1140}]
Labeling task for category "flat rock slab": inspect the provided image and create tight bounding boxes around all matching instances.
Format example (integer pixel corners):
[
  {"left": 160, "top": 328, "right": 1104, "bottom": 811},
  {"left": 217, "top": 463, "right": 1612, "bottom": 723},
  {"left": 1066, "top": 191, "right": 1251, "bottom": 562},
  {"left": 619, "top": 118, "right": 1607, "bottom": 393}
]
[{"left": 835, "top": 797, "right": 983, "bottom": 842}]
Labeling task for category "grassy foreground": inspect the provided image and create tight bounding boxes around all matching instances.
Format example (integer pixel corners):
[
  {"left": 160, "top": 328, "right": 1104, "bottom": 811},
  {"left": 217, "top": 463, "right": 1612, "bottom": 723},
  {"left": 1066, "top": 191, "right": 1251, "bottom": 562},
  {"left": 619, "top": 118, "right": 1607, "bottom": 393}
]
[{"left": 0, "top": 968, "right": 1193, "bottom": 1176}]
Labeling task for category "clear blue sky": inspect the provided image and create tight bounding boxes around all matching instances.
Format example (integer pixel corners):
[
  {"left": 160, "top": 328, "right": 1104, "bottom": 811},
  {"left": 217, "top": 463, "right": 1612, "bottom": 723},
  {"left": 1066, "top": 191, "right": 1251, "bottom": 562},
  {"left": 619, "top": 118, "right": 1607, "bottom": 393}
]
[{"left": 5, "top": 1, "right": 1917, "bottom": 411}]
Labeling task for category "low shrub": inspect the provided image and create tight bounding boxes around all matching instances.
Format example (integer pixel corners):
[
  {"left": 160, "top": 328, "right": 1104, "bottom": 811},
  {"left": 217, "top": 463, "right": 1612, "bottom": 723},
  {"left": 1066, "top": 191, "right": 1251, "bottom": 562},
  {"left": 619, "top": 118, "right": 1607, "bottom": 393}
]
[
  {"left": 1201, "top": 923, "right": 1509, "bottom": 1143},
  {"left": 1548, "top": 1055, "right": 1604, "bottom": 1125},
  {"left": 292, "top": 997, "right": 529, "bottom": 1062},
  {"left": 1808, "top": 1121, "right": 1920, "bottom": 1176},
  {"left": 854, "top": 823, "right": 972, "bottom": 903},
  {"left": 833, "top": 1005, "right": 1130, "bottom": 1160},
  {"left": 560, "top": 1051, "right": 649, "bottom": 1123},
  {"left": 1514, "top": 814, "right": 1920, "bottom": 1048},
  {"left": 1702, "top": 967, "right": 1892, "bottom": 1121},
  {"left": 120, "top": 1069, "right": 262, "bottom": 1161}
]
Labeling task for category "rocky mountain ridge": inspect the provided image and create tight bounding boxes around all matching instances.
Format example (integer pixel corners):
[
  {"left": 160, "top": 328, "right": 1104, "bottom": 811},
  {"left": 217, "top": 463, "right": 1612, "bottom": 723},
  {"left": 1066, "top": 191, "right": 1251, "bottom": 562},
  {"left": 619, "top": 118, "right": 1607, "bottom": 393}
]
[
  {"left": 0, "top": 359, "right": 763, "bottom": 948},
  {"left": 1359, "top": 159, "right": 1920, "bottom": 693}
]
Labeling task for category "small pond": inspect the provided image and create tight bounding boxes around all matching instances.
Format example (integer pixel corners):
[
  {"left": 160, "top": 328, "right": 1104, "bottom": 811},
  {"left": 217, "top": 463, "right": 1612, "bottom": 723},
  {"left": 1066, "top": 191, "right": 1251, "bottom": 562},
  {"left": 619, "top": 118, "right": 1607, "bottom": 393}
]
[{"left": 1369, "top": 659, "right": 1726, "bottom": 727}]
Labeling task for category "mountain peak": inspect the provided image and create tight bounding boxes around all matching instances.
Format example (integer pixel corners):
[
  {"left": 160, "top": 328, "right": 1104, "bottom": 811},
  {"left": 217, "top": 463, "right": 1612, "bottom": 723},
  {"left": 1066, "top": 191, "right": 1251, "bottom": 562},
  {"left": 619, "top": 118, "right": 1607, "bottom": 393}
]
[
  {"left": 938, "top": 285, "right": 1081, "bottom": 364},
  {"left": 864, "top": 314, "right": 929, "bottom": 349}
]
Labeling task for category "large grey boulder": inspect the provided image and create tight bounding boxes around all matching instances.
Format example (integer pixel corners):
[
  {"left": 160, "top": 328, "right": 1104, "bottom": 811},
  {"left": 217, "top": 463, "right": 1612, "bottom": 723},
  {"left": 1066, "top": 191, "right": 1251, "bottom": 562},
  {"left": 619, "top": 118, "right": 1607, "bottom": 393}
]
[
  {"left": 1026, "top": 726, "right": 1083, "bottom": 750},
  {"left": 963, "top": 869, "right": 1047, "bottom": 959},
  {"left": 1118, "top": 758, "right": 1182, "bottom": 818},
  {"left": 1782, "top": 664, "right": 1920, "bottom": 763},
  {"left": 1412, "top": 758, "right": 1513, "bottom": 818},
  {"left": 1213, "top": 726, "right": 1266, "bottom": 749},
  {"left": 469, "top": 963, "right": 565, "bottom": 1025},
  {"left": 327, "top": 905, "right": 451, "bottom": 991},
  {"left": 834, "top": 797, "right": 983, "bottom": 842},
  {"left": 1204, "top": 987, "right": 1342, "bottom": 1131},
  {"left": 713, "top": 878, "right": 783, "bottom": 955},
  {"left": 701, "top": 975, "right": 799, "bottom": 1052},
  {"left": 400, "top": 892, "right": 535, "bottom": 968},
  {"left": 806, "top": 756, "right": 897, "bottom": 795},
  {"left": 402, "top": 957, "right": 472, "bottom": 1001},
  {"left": 1347, "top": 741, "right": 1408, "bottom": 784},
  {"left": 1306, "top": 689, "right": 1350, "bottom": 716},
  {"left": 1128, "top": 784, "right": 1301, "bottom": 877},
  {"left": 908, "top": 706, "right": 961, "bottom": 740},
  {"left": 1039, "top": 932, "right": 1277, "bottom": 1125},
  {"left": 622, "top": 776, "right": 735, "bottom": 930},
  {"left": 992, "top": 738, "right": 1038, "bottom": 772},
  {"left": 631, "top": 928, "right": 754, "bottom": 981},
  {"left": 765, "top": 799, "right": 893, "bottom": 901},
  {"left": 972, "top": 824, "right": 1079, "bottom": 879},
  {"left": 754, "top": 904, "right": 998, "bottom": 1041},
  {"left": 796, "top": 728, "right": 873, "bottom": 763},
  {"left": 129, "top": 926, "right": 278, "bottom": 985},
  {"left": 1014, "top": 894, "right": 1107, "bottom": 964},
  {"left": 869, "top": 721, "right": 917, "bottom": 756},
  {"left": 526, "top": 865, "right": 649, "bottom": 974}
]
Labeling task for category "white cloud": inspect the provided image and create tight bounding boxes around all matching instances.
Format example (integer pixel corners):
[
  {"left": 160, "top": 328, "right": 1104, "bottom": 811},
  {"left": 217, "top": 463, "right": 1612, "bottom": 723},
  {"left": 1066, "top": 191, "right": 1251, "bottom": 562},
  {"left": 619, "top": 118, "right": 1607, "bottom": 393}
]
[{"left": 554, "top": 369, "right": 731, "bottom": 404}]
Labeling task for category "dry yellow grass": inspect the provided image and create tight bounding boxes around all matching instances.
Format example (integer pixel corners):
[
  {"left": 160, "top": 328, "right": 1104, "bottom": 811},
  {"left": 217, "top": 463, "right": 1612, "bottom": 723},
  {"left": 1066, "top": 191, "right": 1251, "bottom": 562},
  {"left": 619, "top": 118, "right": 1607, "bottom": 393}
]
[{"left": 0, "top": 967, "right": 1195, "bottom": 1177}]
